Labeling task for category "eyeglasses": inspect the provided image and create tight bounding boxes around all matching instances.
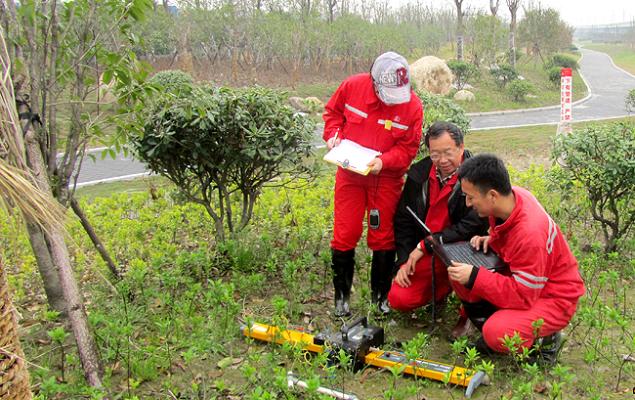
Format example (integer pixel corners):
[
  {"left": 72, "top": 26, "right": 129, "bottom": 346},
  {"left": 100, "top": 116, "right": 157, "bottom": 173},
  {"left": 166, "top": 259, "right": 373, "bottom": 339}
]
[{"left": 429, "top": 147, "right": 460, "bottom": 162}]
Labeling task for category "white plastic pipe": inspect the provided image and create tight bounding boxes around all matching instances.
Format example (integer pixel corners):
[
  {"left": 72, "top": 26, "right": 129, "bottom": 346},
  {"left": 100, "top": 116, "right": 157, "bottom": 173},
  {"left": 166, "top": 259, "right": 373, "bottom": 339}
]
[{"left": 287, "top": 371, "right": 359, "bottom": 400}]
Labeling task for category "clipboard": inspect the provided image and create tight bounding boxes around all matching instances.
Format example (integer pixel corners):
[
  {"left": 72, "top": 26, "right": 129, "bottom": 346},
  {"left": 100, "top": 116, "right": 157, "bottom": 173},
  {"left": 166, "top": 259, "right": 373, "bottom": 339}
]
[{"left": 323, "top": 139, "right": 381, "bottom": 176}]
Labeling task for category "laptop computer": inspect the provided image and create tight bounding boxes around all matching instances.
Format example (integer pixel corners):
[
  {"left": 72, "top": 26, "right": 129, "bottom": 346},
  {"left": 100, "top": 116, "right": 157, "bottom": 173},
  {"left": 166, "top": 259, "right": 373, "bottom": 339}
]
[{"left": 405, "top": 206, "right": 507, "bottom": 272}]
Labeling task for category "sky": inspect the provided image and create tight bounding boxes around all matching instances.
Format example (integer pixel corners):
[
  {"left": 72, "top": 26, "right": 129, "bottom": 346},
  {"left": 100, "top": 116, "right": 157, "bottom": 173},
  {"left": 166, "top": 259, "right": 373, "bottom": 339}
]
[{"left": 393, "top": 0, "right": 635, "bottom": 27}]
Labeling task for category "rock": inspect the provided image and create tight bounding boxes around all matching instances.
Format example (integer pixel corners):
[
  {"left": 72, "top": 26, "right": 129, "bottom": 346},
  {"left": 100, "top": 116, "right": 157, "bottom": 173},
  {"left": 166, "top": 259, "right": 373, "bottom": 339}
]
[
  {"left": 454, "top": 89, "right": 475, "bottom": 102},
  {"left": 288, "top": 96, "right": 309, "bottom": 112},
  {"left": 303, "top": 96, "right": 325, "bottom": 113},
  {"left": 409, "top": 56, "right": 453, "bottom": 95}
]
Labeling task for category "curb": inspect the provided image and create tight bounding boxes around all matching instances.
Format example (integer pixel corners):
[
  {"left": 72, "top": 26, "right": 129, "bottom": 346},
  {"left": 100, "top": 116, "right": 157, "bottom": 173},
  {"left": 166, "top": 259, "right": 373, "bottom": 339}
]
[
  {"left": 76, "top": 172, "right": 152, "bottom": 188},
  {"left": 467, "top": 51, "right": 592, "bottom": 117},
  {"left": 470, "top": 114, "right": 634, "bottom": 132},
  {"left": 593, "top": 48, "right": 635, "bottom": 80}
]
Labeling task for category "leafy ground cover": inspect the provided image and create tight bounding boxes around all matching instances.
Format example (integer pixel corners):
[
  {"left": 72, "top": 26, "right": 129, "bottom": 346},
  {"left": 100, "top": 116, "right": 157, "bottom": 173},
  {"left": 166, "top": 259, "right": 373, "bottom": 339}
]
[
  {"left": 2, "top": 120, "right": 634, "bottom": 399},
  {"left": 459, "top": 54, "right": 587, "bottom": 113}
]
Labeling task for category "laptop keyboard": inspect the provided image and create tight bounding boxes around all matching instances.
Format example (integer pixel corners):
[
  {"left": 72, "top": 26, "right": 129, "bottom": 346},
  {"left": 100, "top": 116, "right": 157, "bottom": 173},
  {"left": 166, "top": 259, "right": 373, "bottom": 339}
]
[{"left": 443, "top": 242, "right": 504, "bottom": 271}]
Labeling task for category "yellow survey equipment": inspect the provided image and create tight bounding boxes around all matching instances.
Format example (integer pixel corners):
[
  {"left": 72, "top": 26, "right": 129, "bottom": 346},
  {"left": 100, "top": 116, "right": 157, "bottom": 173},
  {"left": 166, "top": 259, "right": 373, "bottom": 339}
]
[{"left": 241, "top": 317, "right": 489, "bottom": 398}]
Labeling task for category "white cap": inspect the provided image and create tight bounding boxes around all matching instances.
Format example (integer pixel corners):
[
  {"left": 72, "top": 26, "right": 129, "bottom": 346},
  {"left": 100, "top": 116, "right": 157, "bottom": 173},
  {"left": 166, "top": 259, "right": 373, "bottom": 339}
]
[{"left": 371, "top": 52, "right": 411, "bottom": 105}]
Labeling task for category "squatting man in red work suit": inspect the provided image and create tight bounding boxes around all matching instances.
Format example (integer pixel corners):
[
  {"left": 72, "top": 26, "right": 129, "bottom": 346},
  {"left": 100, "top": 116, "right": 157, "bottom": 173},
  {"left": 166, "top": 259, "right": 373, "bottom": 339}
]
[
  {"left": 449, "top": 154, "right": 585, "bottom": 360},
  {"left": 389, "top": 122, "right": 488, "bottom": 338},
  {"left": 323, "top": 51, "right": 423, "bottom": 317}
]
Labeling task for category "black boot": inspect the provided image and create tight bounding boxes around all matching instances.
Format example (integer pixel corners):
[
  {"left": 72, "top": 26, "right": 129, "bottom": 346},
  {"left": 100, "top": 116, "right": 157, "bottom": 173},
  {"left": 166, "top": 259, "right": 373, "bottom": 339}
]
[
  {"left": 530, "top": 332, "right": 563, "bottom": 366},
  {"left": 331, "top": 249, "right": 355, "bottom": 318},
  {"left": 371, "top": 250, "right": 395, "bottom": 315}
]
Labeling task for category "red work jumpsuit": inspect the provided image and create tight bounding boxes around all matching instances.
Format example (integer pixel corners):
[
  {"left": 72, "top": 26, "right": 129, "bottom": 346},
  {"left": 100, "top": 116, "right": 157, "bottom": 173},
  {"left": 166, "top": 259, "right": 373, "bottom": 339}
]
[
  {"left": 451, "top": 187, "right": 585, "bottom": 352},
  {"left": 388, "top": 166, "right": 457, "bottom": 311},
  {"left": 323, "top": 73, "right": 423, "bottom": 252}
]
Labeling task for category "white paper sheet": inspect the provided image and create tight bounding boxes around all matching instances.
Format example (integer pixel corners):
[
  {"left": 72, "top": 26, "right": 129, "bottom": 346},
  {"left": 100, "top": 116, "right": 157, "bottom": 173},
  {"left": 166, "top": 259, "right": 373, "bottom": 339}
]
[{"left": 323, "top": 139, "right": 381, "bottom": 175}]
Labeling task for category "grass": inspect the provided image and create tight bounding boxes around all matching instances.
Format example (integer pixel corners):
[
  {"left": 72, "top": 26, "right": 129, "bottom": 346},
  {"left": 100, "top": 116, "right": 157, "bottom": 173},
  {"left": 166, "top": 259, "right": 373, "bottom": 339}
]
[
  {"left": 465, "top": 116, "right": 635, "bottom": 169},
  {"left": 75, "top": 175, "right": 169, "bottom": 201},
  {"left": 460, "top": 54, "right": 587, "bottom": 113},
  {"left": 582, "top": 42, "right": 635, "bottom": 75},
  {"left": 288, "top": 82, "right": 340, "bottom": 102}
]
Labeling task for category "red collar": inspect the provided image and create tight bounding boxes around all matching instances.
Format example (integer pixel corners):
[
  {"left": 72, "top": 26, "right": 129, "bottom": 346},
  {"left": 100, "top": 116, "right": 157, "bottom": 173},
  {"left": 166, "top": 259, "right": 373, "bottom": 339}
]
[{"left": 490, "top": 187, "right": 522, "bottom": 235}]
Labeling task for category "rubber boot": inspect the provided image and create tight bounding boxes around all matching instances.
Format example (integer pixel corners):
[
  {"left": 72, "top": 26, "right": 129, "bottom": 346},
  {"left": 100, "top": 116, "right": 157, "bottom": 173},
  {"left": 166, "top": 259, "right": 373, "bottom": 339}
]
[
  {"left": 331, "top": 249, "right": 355, "bottom": 318},
  {"left": 371, "top": 250, "right": 395, "bottom": 315},
  {"left": 531, "top": 332, "right": 563, "bottom": 366}
]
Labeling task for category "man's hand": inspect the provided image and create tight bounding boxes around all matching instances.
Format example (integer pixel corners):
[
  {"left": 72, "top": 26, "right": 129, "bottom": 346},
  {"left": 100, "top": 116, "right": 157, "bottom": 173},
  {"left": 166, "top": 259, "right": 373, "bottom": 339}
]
[
  {"left": 394, "top": 248, "right": 424, "bottom": 287},
  {"left": 448, "top": 261, "right": 474, "bottom": 285},
  {"left": 470, "top": 235, "right": 491, "bottom": 253},
  {"left": 326, "top": 136, "right": 341, "bottom": 150},
  {"left": 368, "top": 157, "right": 383, "bottom": 175}
]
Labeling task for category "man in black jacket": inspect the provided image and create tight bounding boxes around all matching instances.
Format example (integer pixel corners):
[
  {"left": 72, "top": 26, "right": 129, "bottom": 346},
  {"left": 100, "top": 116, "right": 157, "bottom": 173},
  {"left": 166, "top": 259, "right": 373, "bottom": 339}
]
[{"left": 388, "top": 121, "right": 488, "bottom": 335}]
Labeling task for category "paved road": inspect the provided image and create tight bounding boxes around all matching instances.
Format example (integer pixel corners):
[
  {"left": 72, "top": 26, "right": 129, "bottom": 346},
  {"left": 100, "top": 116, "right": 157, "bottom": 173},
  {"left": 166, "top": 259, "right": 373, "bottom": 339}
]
[
  {"left": 470, "top": 48, "right": 635, "bottom": 129},
  {"left": 75, "top": 149, "right": 149, "bottom": 187},
  {"left": 75, "top": 48, "right": 635, "bottom": 186}
]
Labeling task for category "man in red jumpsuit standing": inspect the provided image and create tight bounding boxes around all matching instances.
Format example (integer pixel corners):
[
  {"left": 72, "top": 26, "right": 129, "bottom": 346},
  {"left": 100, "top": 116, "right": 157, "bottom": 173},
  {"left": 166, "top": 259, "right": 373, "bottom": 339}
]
[
  {"left": 448, "top": 154, "right": 585, "bottom": 359},
  {"left": 323, "top": 51, "right": 423, "bottom": 317}
]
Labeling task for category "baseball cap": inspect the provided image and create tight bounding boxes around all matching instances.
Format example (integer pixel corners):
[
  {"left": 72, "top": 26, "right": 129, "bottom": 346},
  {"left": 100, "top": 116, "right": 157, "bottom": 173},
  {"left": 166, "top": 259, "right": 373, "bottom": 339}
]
[{"left": 371, "top": 52, "right": 411, "bottom": 105}]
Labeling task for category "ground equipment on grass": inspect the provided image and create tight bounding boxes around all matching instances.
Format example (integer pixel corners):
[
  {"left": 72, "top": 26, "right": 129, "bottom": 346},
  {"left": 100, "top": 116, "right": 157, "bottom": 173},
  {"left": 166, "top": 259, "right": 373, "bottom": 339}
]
[{"left": 241, "top": 316, "right": 489, "bottom": 398}]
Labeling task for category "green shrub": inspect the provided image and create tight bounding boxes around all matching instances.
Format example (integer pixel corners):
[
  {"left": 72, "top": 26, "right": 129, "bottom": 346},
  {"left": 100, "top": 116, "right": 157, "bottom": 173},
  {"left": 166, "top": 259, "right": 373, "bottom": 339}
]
[
  {"left": 547, "top": 66, "right": 562, "bottom": 87},
  {"left": 133, "top": 85, "right": 317, "bottom": 241},
  {"left": 547, "top": 54, "right": 579, "bottom": 70},
  {"left": 148, "top": 70, "right": 194, "bottom": 93},
  {"left": 415, "top": 90, "right": 471, "bottom": 138},
  {"left": 489, "top": 64, "right": 518, "bottom": 88},
  {"left": 625, "top": 89, "right": 635, "bottom": 114},
  {"left": 551, "top": 122, "right": 635, "bottom": 252},
  {"left": 447, "top": 60, "right": 480, "bottom": 90},
  {"left": 507, "top": 79, "right": 533, "bottom": 102}
]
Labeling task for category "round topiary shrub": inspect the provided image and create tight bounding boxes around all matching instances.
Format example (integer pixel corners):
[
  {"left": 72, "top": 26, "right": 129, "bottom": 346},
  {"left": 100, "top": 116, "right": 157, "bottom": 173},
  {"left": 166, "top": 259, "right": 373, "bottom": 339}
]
[
  {"left": 415, "top": 89, "right": 471, "bottom": 137},
  {"left": 507, "top": 79, "right": 533, "bottom": 102},
  {"left": 548, "top": 54, "right": 579, "bottom": 70},
  {"left": 149, "top": 70, "right": 194, "bottom": 93},
  {"left": 548, "top": 66, "right": 563, "bottom": 87}
]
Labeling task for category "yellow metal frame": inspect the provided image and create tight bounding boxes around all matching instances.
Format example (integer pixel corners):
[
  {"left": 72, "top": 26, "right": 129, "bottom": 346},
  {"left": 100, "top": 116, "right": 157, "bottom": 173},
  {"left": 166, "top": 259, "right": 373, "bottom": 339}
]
[{"left": 241, "top": 322, "right": 477, "bottom": 388}]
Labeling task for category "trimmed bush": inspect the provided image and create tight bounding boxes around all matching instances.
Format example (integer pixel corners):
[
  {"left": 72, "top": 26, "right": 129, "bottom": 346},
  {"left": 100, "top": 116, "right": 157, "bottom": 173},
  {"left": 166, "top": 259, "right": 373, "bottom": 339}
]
[
  {"left": 447, "top": 60, "right": 480, "bottom": 90},
  {"left": 415, "top": 90, "right": 470, "bottom": 138},
  {"left": 625, "top": 89, "right": 635, "bottom": 113},
  {"left": 149, "top": 70, "right": 194, "bottom": 93},
  {"left": 548, "top": 66, "right": 563, "bottom": 87},
  {"left": 133, "top": 85, "right": 316, "bottom": 241},
  {"left": 490, "top": 64, "right": 518, "bottom": 88},
  {"left": 507, "top": 79, "right": 533, "bottom": 102},
  {"left": 551, "top": 122, "right": 635, "bottom": 252},
  {"left": 548, "top": 54, "right": 579, "bottom": 70}
]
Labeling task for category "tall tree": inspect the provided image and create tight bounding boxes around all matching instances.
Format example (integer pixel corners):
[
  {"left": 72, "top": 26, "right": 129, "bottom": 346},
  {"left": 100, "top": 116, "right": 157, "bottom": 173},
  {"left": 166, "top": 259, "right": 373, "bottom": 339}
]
[
  {"left": 0, "top": 26, "right": 68, "bottom": 399},
  {"left": 506, "top": 0, "right": 521, "bottom": 68},
  {"left": 518, "top": 6, "right": 573, "bottom": 62},
  {"left": 489, "top": 0, "right": 501, "bottom": 64},
  {"left": 4, "top": 0, "right": 152, "bottom": 388},
  {"left": 326, "top": 0, "right": 338, "bottom": 23},
  {"left": 490, "top": 0, "right": 499, "bottom": 16},
  {"left": 454, "top": 0, "right": 466, "bottom": 60}
]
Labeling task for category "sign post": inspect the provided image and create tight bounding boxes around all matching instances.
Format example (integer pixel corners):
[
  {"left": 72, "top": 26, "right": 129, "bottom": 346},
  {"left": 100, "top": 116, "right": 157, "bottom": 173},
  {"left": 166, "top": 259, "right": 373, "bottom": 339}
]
[{"left": 557, "top": 67, "right": 573, "bottom": 135}]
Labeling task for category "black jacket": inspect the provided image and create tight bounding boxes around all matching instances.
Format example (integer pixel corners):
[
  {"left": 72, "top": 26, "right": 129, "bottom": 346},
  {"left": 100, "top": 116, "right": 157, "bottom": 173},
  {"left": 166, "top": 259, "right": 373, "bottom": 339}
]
[{"left": 393, "top": 150, "right": 489, "bottom": 267}]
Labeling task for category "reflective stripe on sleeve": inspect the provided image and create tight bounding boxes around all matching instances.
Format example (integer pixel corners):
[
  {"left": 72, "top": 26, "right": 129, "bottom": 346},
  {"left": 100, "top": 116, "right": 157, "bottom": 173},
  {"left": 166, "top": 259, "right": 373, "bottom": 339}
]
[
  {"left": 515, "top": 270, "right": 548, "bottom": 282},
  {"left": 513, "top": 274, "right": 546, "bottom": 289}
]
